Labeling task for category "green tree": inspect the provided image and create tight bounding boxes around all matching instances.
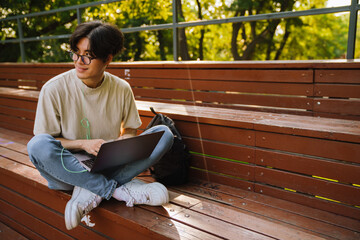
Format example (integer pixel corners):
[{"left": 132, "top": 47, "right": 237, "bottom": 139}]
[
  {"left": 0, "top": 0, "right": 354, "bottom": 62},
  {"left": 87, "top": 0, "right": 173, "bottom": 61},
  {"left": 0, "top": 0, "right": 93, "bottom": 62}
]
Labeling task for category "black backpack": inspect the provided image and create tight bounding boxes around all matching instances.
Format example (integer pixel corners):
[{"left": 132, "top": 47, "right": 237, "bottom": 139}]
[{"left": 145, "top": 107, "right": 190, "bottom": 186}]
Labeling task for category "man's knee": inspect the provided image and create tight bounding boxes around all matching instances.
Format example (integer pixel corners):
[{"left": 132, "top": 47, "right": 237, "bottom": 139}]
[
  {"left": 27, "top": 134, "right": 53, "bottom": 153},
  {"left": 154, "top": 125, "right": 173, "bottom": 138}
]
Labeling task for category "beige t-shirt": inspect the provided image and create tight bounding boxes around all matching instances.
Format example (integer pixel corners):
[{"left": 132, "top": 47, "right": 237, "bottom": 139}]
[{"left": 33, "top": 69, "right": 142, "bottom": 141}]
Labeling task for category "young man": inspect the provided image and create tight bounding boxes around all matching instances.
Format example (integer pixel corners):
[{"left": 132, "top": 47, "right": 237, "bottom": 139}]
[{"left": 27, "top": 21, "right": 174, "bottom": 230}]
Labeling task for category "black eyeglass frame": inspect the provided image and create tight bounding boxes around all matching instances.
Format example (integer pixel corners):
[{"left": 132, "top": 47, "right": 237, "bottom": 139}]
[{"left": 69, "top": 51, "right": 96, "bottom": 65}]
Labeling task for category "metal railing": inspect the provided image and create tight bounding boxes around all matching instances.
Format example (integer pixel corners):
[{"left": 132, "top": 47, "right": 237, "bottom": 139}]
[{"left": 1, "top": 0, "right": 359, "bottom": 62}]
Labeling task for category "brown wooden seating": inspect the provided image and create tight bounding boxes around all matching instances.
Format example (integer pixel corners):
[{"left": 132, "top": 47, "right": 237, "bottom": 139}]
[{"left": 0, "top": 61, "right": 360, "bottom": 239}]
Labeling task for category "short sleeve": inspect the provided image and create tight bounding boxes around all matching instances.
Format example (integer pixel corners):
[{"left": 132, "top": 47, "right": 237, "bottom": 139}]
[
  {"left": 121, "top": 85, "right": 142, "bottom": 130},
  {"left": 33, "top": 86, "right": 61, "bottom": 136}
]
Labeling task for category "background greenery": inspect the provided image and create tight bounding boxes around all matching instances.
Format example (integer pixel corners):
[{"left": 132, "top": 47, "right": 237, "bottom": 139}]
[{"left": 0, "top": 0, "right": 359, "bottom": 62}]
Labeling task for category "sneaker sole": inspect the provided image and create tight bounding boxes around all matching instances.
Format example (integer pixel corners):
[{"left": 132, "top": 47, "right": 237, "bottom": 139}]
[
  {"left": 148, "top": 182, "right": 169, "bottom": 206},
  {"left": 65, "top": 187, "right": 81, "bottom": 230}
]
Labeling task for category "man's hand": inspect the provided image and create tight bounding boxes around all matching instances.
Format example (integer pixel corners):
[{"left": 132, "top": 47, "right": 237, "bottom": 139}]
[
  {"left": 56, "top": 138, "right": 105, "bottom": 156},
  {"left": 81, "top": 139, "right": 106, "bottom": 156}
]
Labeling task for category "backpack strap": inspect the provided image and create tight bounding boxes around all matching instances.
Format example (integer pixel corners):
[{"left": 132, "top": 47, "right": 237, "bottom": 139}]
[
  {"left": 150, "top": 107, "right": 157, "bottom": 115},
  {"left": 148, "top": 107, "right": 182, "bottom": 140}
]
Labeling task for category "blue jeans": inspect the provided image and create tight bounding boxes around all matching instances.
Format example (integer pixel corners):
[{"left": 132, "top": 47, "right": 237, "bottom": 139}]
[{"left": 27, "top": 125, "right": 174, "bottom": 200}]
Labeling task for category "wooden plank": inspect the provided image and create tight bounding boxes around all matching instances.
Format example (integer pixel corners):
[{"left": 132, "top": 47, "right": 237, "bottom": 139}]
[
  {"left": 0, "top": 186, "right": 108, "bottom": 240},
  {"left": 133, "top": 88, "right": 313, "bottom": 110},
  {"left": 313, "top": 98, "right": 360, "bottom": 116},
  {"left": 314, "top": 112, "right": 360, "bottom": 121},
  {"left": 137, "top": 101, "right": 256, "bottom": 129},
  {"left": 0, "top": 157, "right": 49, "bottom": 191},
  {"left": 137, "top": 100, "right": 360, "bottom": 143},
  {"left": 172, "top": 209, "right": 274, "bottom": 240},
  {"left": 199, "top": 180, "right": 360, "bottom": 232},
  {"left": 254, "top": 183, "right": 360, "bottom": 221},
  {"left": 0, "top": 167, "right": 162, "bottom": 240},
  {"left": 188, "top": 200, "right": 326, "bottom": 240},
  {"left": 315, "top": 69, "right": 360, "bottom": 83},
  {"left": 315, "top": 84, "right": 360, "bottom": 98},
  {"left": 254, "top": 113, "right": 360, "bottom": 143},
  {"left": 0, "top": 115, "right": 34, "bottom": 132},
  {"left": 173, "top": 183, "right": 360, "bottom": 239},
  {"left": 0, "top": 106, "right": 35, "bottom": 120},
  {"left": 191, "top": 154, "right": 254, "bottom": 181},
  {"left": 140, "top": 201, "right": 273, "bottom": 240},
  {"left": 189, "top": 168, "right": 254, "bottom": 191},
  {"left": 174, "top": 120, "right": 255, "bottom": 146},
  {"left": 255, "top": 166, "right": 360, "bottom": 206},
  {"left": 150, "top": 219, "right": 223, "bottom": 240},
  {"left": 129, "top": 78, "right": 314, "bottom": 96},
  {"left": 0, "top": 87, "right": 40, "bottom": 100},
  {"left": 256, "top": 149, "right": 360, "bottom": 185},
  {"left": 0, "top": 220, "right": 29, "bottom": 240},
  {"left": 0, "top": 200, "right": 74, "bottom": 240},
  {"left": 0, "top": 147, "right": 33, "bottom": 168},
  {"left": 0, "top": 140, "right": 28, "bottom": 156},
  {"left": 193, "top": 91, "right": 313, "bottom": 110},
  {"left": 0, "top": 97, "right": 37, "bottom": 110},
  {"left": 0, "top": 122, "right": 34, "bottom": 136},
  {"left": 0, "top": 157, "right": 220, "bottom": 240},
  {"left": 2, "top": 127, "right": 360, "bottom": 238},
  {"left": 94, "top": 200, "right": 198, "bottom": 240},
  {"left": 138, "top": 96, "right": 315, "bottom": 116},
  {"left": 0, "top": 127, "right": 33, "bottom": 145},
  {"left": 1, "top": 61, "right": 359, "bottom": 72},
  {"left": 0, "top": 73, "right": 50, "bottom": 82},
  {"left": 0, "top": 213, "right": 45, "bottom": 240},
  {"left": 133, "top": 87, "right": 193, "bottom": 101},
  {"left": 115, "top": 68, "right": 313, "bottom": 83},
  {"left": 256, "top": 131, "right": 360, "bottom": 164},
  {"left": 0, "top": 65, "right": 71, "bottom": 75},
  {"left": 184, "top": 137, "right": 255, "bottom": 164},
  {"left": 0, "top": 80, "right": 37, "bottom": 89}
]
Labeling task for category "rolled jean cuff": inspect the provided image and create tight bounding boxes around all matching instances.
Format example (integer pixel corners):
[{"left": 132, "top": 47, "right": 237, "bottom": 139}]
[{"left": 104, "top": 180, "right": 118, "bottom": 200}]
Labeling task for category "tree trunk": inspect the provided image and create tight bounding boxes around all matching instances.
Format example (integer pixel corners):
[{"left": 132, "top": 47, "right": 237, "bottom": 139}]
[
  {"left": 275, "top": 21, "right": 291, "bottom": 60},
  {"left": 231, "top": 10, "right": 243, "bottom": 60},
  {"left": 231, "top": 0, "right": 295, "bottom": 60},
  {"left": 176, "top": 0, "right": 190, "bottom": 60},
  {"left": 196, "top": 0, "right": 204, "bottom": 60},
  {"left": 157, "top": 31, "right": 166, "bottom": 60},
  {"left": 241, "top": 21, "right": 278, "bottom": 60},
  {"left": 231, "top": 22, "right": 242, "bottom": 60}
]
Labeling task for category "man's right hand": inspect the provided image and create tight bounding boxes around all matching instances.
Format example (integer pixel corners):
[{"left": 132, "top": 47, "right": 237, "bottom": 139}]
[
  {"left": 81, "top": 139, "right": 106, "bottom": 156},
  {"left": 56, "top": 138, "right": 106, "bottom": 156}
]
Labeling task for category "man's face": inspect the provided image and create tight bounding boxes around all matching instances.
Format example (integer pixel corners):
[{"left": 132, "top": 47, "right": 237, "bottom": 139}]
[{"left": 73, "top": 37, "right": 111, "bottom": 87}]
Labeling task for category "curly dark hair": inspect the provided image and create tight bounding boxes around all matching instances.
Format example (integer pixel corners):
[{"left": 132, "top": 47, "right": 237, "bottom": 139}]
[{"left": 69, "top": 21, "right": 124, "bottom": 62}]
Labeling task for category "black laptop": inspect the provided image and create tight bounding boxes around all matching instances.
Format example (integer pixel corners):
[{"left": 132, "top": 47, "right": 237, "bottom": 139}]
[{"left": 74, "top": 131, "right": 164, "bottom": 172}]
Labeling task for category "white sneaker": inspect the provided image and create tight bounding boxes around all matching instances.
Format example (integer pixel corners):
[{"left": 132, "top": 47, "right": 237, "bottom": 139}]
[
  {"left": 65, "top": 186, "right": 102, "bottom": 230},
  {"left": 120, "top": 179, "right": 169, "bottom": 207}
]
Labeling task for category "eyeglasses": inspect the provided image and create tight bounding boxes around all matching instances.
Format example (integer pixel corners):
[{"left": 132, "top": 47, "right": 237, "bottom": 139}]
[{"left": 69, "top": 51, "right": 96, "bottom": 65}]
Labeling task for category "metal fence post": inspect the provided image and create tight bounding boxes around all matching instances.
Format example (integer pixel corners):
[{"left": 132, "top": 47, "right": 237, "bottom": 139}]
[
  {"left": 172, "top": 0, "right": 178, "bottom": 61},
  {"left": 347, "top": 0, "right": 358, "bottom": 59},
  {"left": 77, "top": 7, "right": 82, "bottom": 24},
  {"left": 17, "top": 18, "right": 26, "bottom": 62}
]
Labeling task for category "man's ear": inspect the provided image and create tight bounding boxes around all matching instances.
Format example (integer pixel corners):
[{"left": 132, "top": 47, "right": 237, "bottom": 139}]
[{"left": 105, "top": 55, "right": 113, "bottom": 65}]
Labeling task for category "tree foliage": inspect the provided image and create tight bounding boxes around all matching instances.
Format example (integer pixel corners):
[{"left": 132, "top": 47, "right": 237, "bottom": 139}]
[{"left": 0, "top": 0, "right": 355, "bottom": 62}]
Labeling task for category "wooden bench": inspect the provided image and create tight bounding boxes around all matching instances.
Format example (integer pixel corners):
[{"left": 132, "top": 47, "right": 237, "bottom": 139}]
[{"left": 0, "top": 61, "right": 360, "bottom": 239}]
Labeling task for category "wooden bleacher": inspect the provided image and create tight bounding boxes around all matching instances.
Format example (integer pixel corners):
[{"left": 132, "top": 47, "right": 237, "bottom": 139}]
[{"left": 0, "top": 61, "right": 359, "bottom": 239}]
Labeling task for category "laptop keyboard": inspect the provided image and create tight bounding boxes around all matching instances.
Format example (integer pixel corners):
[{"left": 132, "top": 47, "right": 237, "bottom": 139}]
[{"left": 82, "top": 159, "right": 95, "bottom": 169}]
